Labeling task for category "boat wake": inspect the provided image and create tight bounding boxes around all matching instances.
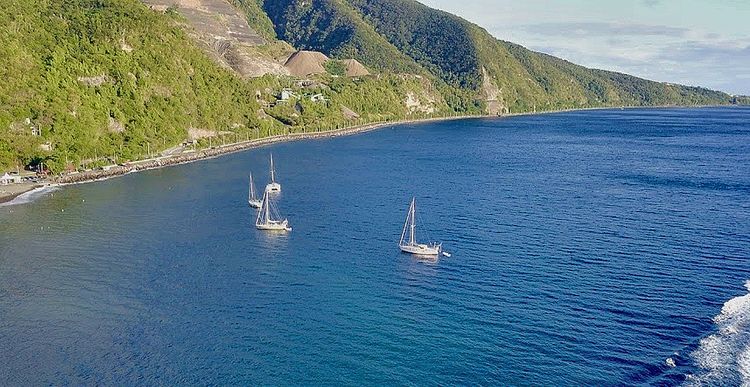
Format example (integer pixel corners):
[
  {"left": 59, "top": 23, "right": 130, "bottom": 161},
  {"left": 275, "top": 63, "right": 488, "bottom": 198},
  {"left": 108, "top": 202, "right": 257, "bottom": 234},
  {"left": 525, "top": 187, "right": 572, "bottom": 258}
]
[
  {"left": 687, "top": 280, "right": 750, "bottom": 386},
  {"left": 0, "top": 185, "right": 59, "bottom": 207}
]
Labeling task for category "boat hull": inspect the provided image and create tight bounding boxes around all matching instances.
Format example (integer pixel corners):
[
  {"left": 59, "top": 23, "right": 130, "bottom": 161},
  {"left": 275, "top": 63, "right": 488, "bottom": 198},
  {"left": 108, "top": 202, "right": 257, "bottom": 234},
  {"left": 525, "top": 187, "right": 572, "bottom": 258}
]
[
  {"left": 256, "top": 219, "right": 291, "bottom": 232},
  {"left": 399, "top": 243, "right": 441, "bottom": 256},
  {"left": 266, "top": 182, "right": 281, "bottom": 193},
  {"left": 248, "top": 199, "right": 263, "bottom": 208}
]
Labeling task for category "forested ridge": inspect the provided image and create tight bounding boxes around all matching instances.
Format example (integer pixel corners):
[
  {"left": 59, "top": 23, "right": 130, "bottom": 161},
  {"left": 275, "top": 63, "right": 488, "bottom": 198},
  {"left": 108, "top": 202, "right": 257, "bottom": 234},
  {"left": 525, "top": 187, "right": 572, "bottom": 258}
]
[{"left": 263, "top": 0, "right": 731, "bottom": 112}]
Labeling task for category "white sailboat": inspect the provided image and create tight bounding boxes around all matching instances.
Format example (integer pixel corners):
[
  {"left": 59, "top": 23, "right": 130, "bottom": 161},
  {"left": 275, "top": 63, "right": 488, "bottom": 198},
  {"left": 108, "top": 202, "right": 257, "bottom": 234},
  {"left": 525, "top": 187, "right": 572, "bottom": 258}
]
[
  {"left": 256, "top": 189, "right": 291, "bottom": 231},
  {"left": 248, "top": 173, "right": 262, "bottom": 208},
  {"left": 266, "top": 153, "right": 281, "bottom": 193},
  {"left": 399, "top": 197, "right": 442, "bottom": 256}
]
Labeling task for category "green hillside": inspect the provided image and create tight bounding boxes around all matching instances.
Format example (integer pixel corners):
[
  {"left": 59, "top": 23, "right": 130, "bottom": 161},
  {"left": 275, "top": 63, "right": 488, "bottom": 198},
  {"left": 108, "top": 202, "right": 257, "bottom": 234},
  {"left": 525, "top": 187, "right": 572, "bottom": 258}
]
[
  {"left": 259, "top": 0, "right": 425, "bottom": 74},
  {"left": 264, "top": 0, "right": 732, "bottom": 113},
  {"left": 0, "top": 0, "right": 268, "bottom": 171},
  {"left": 0, "top": 0, "right": 440, "bottom": 172}
]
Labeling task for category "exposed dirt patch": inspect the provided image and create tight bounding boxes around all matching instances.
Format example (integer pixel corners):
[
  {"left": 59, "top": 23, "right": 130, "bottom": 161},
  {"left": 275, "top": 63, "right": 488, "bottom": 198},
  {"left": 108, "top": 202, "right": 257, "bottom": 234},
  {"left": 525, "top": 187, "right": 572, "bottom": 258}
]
[
  {"left": 481, "top": 67, "right": 506, "bottom": 115},
  {"left": 284, "top": 50, "right": 329, "bottom": 77},
  {"left": 187, "top": 127, "right": 218, "bottom": 140},
  {"left": 77, "top": 75, "right": 110, "bottom": 87},
  {"left": 342, "top": 59, "right": 370, "bottom": 77},
  {"left": 141, "top": 0, "right": 285, "bottom": 77},
  {"left": 108, "top": 117, "right": 125, "bottom": 133},
  {"left": 341, "top": 105, "right": 360, "bottom": 120}
]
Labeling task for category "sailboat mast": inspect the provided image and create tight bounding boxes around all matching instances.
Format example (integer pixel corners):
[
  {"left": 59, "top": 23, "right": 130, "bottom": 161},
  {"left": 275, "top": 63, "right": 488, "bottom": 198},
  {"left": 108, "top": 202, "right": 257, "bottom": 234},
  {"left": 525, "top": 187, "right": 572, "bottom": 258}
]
[
  {"left": 249, "top": 173, "right": 255, "bottom": 200},
  {"left": 264, "top": 191, "right": 270, "bottom": 223},
  {"left": 400, "top": 202, "right": 409, "bottom": 246},
  {"left": 409, "top": 198, "right": 416, "bottom": 245},
  {"left": 271, "top": 153, "right": 276, "bottom": 183}
]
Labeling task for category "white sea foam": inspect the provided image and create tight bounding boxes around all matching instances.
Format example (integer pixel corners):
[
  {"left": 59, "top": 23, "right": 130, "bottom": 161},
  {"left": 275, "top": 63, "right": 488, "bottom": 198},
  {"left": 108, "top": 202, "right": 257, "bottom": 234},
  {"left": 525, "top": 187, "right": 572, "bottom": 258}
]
[
  {"left": 0, "top": 185, "right": 59, "bottom": 207},
  {"left": 687, "top": 280, "right": 750, "bottom": 386}
]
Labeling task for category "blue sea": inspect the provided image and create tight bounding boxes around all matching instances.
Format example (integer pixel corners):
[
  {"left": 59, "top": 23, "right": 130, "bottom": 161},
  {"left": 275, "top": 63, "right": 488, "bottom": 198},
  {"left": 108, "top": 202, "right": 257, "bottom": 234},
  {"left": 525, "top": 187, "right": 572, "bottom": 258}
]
[{"left": 1, "top": 107, "right": 749, "bottom": 385}]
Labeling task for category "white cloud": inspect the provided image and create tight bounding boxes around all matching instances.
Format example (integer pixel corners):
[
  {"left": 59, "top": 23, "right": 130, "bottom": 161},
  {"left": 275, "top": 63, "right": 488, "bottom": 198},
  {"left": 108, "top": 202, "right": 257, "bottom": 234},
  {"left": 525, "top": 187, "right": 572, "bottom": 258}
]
[{"left": 515, "top": 22, "right": 687, "bottom": 38}]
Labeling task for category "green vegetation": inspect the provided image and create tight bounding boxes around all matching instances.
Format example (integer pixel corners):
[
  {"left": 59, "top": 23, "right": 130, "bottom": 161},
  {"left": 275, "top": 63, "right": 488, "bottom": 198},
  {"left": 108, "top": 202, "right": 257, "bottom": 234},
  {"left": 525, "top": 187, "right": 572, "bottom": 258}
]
[
  {"left": 260, "top": 0, "right": 426, "bottom": 74},
  {"left": 230, "top": 0, "right": 278, "bottom": 41},
  {"left": 0, "top": 0, "right": 439, "bottom": 172},
  {"left": 263, "top": 0, "right": 733, "bottom": 114},
  {"left": 264, "top": 73, "right": 448, "bottom": 132},
  {"left": 0, "top": 0, "right": 268, "bottom": 172},
  {"left": 348, "top": 0, "right": 482, "bottom": 88},
  {"left": 0, "top": 0, "right": 739, "bottom": 174},
  {"left": 324, "top": 60, "right": 347, "bottom": 77}
]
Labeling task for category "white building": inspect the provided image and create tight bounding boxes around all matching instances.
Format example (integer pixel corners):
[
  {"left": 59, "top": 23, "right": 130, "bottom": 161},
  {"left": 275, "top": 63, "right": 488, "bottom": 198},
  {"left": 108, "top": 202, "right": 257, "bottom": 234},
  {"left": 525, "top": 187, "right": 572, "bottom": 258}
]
[
  {"left": 280, "top": 88, "right": 296, "bottom": 101},
  {"left": 0, "top": 173, "right": 22, "bottom": 185}
]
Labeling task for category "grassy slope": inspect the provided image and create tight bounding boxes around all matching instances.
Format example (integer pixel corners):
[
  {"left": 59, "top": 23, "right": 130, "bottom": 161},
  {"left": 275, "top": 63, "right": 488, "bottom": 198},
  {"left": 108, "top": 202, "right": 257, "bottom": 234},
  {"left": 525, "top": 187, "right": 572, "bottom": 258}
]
[{"left": 230, "top": 0, "right": 278, "bottom": 41}]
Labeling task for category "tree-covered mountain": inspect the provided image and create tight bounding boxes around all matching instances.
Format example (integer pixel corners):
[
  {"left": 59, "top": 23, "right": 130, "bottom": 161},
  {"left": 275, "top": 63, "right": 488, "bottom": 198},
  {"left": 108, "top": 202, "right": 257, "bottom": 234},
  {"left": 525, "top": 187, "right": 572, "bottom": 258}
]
[
  {"left": 261, "top": 0, "right": 731, "bottom": 113},
  {"left": 257, "top": 0, "right": 427, "bottom": 75}
]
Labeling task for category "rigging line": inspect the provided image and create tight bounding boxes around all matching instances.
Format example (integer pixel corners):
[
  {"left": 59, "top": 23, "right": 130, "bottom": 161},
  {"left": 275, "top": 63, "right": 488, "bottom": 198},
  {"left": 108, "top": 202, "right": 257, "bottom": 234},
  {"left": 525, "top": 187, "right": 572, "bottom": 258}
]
[{"left": 414, "top": 202, "right": 436, "bottom": 243}]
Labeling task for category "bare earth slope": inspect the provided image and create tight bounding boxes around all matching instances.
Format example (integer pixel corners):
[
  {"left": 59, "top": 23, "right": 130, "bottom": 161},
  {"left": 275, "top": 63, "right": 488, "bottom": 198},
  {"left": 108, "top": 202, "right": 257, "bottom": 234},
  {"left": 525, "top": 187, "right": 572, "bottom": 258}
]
[
  {"left": 284, "top": 50, "right": 330, "bottom": 77},
  {"left": 142, "top": 0, "right": 289, "bottom": 77}
]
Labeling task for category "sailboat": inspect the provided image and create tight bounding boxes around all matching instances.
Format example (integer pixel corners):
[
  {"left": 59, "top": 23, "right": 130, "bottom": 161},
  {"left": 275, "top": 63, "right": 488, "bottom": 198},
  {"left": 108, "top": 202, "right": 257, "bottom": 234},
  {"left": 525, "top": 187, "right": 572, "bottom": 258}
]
[
  {"left": 399, "top": 197, "right": 442, "bottom": 256},
  {"left": 266, "top": 153, "right": 281, "bottom": 193},
  {"left": 256, "top": 189, "right": 291, "bottom": 231},
  {"left": 248, "top": 173, "right": 262, "bottom": 208}
]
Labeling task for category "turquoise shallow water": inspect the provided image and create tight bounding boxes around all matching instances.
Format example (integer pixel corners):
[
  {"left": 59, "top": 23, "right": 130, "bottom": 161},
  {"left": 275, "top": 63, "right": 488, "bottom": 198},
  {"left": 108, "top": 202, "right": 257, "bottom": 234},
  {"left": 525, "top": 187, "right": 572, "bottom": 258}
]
[{"left": 1, "top": 107, "right": 749, "bottom": 385}]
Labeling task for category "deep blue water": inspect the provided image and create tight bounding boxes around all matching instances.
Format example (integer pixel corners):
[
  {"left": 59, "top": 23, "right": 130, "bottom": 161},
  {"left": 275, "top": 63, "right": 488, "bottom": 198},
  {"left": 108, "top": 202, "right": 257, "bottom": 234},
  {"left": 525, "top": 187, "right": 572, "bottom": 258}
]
[{"left": 1, "top": 107, "right": 749, "bottom": 385}]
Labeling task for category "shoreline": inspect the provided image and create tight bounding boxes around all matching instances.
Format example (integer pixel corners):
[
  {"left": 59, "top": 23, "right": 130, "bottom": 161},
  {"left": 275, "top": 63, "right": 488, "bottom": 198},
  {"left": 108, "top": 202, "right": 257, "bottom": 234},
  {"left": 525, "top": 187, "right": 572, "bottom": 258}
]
[
  {"left": 0, "top": 184, "right": 43, "bottom": 204},
  {"left": 0, "top": 114, "right": 484, "bottom": 204},
  {"left": 0, "top": 105, "right": 739, "bottom": 204},
  {"left": 52, "top": 114, "right": 486, "bottom": 187}
]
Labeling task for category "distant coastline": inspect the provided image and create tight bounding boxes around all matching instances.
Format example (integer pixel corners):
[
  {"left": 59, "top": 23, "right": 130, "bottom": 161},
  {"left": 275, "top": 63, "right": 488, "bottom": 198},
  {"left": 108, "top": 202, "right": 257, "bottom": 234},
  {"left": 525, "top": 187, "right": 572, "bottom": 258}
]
[{"left": 0, "top": 105, "right": 741, "bottom": 205}]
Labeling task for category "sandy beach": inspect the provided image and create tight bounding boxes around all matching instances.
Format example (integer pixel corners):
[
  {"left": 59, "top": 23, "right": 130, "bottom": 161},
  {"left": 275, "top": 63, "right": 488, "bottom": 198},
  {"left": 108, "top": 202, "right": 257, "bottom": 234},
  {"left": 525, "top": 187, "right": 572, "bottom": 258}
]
[{"left": 0, "top": 183, "right": 42, "bottom": 204}]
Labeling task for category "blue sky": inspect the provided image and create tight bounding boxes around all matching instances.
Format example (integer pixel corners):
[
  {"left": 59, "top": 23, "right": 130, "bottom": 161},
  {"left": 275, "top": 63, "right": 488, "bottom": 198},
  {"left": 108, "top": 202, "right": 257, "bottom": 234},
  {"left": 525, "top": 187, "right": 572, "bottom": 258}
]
[{"left": 419, "top": 0, "right": 750, "bottom": 95}]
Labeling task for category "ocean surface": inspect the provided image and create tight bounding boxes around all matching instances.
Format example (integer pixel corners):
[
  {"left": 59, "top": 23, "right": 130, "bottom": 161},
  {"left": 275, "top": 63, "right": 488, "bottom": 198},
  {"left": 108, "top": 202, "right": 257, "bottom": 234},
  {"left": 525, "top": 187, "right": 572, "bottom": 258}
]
[{"left": 1, "top": 107, "right": 749, "bottom": 385}]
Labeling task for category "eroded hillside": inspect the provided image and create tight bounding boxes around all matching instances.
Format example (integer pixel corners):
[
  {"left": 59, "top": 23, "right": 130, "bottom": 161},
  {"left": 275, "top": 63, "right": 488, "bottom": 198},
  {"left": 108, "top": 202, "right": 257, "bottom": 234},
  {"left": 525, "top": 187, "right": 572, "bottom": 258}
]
[{"left": 143, "top": 0, "right": 291, "bottom": 77}]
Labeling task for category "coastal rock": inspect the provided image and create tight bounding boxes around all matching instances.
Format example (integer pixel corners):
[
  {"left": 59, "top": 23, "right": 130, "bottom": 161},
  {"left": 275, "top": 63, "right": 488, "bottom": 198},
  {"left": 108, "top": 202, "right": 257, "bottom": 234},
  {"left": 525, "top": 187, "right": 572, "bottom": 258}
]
[{"left": 481, "top": 67, "right": 505, "bottom": 115}]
